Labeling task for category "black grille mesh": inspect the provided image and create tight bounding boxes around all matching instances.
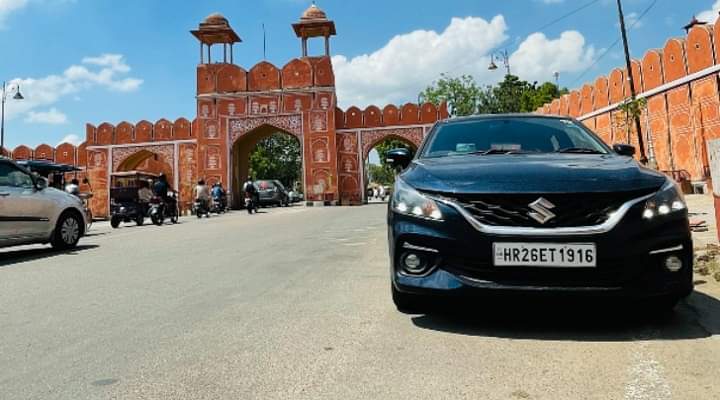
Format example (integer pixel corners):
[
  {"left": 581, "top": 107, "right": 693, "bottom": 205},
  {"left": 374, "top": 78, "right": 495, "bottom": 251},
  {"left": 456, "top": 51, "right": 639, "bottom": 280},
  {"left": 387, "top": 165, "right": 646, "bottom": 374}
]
[{"left": 443, "top": 190, "right": 654, "bottom": 228}]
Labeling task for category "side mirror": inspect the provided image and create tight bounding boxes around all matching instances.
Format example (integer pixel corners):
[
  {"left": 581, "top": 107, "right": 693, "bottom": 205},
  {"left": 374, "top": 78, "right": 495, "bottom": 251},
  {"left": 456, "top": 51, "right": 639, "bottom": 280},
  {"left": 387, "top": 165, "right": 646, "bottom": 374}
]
[
  {"left": 613, "top": 143, "right": 636, "bottom": 157},
  {"left": 35, "top": 177, "right": 49, "bottom": 191},
  {"left": 386, "top": 148, "right": 412, "bottom": 169}
]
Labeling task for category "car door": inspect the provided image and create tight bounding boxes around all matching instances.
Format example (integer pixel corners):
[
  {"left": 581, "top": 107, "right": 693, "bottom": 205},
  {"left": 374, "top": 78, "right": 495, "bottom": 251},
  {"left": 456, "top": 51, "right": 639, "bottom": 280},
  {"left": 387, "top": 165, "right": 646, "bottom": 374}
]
[{"left": 0, "top": 161, "right": 54, "bottom": 240}]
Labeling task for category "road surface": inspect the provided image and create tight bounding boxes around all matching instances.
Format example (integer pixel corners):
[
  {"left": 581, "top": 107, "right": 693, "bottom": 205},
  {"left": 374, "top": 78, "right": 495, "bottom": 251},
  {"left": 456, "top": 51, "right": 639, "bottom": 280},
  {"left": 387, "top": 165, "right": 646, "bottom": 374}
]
[{"left": 1, "top": 204, "right": 720, "bottom": 399}]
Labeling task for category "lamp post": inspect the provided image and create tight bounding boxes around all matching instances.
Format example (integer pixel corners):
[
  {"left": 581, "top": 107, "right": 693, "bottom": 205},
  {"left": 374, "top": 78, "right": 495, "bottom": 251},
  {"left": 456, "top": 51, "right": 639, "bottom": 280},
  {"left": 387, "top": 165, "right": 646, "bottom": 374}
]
[
  {"left": 488, "top": 50, "right": 511, "bottom": 76},
  {"left": 1, "top": 81, "right": 24, "bottom": 156}
]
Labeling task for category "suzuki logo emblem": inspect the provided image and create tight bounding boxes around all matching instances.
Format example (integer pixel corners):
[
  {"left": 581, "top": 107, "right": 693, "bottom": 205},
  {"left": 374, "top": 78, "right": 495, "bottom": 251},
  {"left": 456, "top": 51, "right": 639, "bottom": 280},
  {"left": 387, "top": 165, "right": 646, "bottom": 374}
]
[{"left": 528, "top": 197, "right": 556, "bottom": 224}]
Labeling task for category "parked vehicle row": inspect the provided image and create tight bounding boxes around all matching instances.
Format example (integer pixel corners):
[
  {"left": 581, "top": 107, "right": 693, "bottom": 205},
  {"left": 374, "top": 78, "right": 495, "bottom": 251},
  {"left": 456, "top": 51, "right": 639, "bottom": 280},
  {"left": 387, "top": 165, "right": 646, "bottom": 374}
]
[{"left": 1, "top": 156, "right": 301, "bottom": 252}]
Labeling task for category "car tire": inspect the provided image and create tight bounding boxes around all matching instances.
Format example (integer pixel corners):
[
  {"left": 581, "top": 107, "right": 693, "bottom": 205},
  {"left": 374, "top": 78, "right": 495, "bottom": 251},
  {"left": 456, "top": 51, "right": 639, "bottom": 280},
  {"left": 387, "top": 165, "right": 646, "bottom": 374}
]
[
  {"left": 391, "top": 284, "right": 426, "bottom": 314},
  {"left": 51, "top": 211, "right": 82, "bottom": 250},
  {"left": 110, "top": 216, "right": 121, "bottom": 229}
]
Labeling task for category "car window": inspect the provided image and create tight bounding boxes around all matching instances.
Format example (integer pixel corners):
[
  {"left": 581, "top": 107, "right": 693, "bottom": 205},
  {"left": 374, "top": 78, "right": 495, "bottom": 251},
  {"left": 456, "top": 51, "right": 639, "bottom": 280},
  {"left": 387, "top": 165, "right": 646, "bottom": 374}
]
[
  {"left": 422, "top": 118, "right": 608, "bottom": 158},
  {"left": 256, "top": 180, "right": 275, "bottom": 190},
  {"left": 0, "top": 162, "right": 35, "bottom": 188}
]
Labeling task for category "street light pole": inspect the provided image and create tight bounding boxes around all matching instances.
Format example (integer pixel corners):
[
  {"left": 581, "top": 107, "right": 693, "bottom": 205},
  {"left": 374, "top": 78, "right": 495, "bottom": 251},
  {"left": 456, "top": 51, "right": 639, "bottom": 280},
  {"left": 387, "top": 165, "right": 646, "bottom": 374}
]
[
  {"left": 1, "top": 81, "right": 24, "bottom": 156},
  {"left": 488, "top": 50, "right": 511, "bottom": 76},
  {"left": 616, "top": 0, "right": 647, "bottom": 163}
]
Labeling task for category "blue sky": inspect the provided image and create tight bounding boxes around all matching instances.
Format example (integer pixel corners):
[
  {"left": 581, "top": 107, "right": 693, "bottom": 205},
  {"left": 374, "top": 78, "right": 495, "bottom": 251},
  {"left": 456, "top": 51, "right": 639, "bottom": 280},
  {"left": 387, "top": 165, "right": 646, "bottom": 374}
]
[{"left": 1, "top": 0, "right": 718, "bottom": 150}]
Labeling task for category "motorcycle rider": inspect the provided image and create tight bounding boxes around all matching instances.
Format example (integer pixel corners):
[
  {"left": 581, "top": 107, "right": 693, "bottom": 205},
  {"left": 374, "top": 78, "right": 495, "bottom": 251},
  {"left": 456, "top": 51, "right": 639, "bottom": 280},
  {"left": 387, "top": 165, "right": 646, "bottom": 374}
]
[
  {"left": 152, "top": 173, "right": 176, "bottom": 214},
  {"left": 243, "top": 177, "right": 258, "bottom": 212},
  {"left": 194, "top": 179, "right": 211, "bottom": 212},
  {"left": 211, "top": 182, "right": 226, "bottom": 210}
]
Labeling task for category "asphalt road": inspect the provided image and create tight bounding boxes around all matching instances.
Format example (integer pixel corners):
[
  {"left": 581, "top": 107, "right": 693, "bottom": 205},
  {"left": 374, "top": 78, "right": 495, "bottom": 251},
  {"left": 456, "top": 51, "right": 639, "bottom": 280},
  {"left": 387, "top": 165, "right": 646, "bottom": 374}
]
[{"left": 1, "top": 204, "right": 720, "bottom": 400}]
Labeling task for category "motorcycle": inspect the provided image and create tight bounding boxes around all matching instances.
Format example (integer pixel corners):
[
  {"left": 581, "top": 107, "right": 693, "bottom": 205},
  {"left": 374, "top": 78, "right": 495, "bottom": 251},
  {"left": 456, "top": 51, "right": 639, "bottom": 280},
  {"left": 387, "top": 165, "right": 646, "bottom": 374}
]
[
  {"left": 245, "top": 193, "right": 257, "bottom": 214},
  {"left": 211, "top": 195, "right": 226, "bottom": 214},
  {"left": 149, "top": 196, "right": 164, "bottom": 225},
  {"left": 149, "top": 191, "right": 179, "bottom": 225},
  {"left": 194, "top": 198, "right": 210, "bottom": 218}
]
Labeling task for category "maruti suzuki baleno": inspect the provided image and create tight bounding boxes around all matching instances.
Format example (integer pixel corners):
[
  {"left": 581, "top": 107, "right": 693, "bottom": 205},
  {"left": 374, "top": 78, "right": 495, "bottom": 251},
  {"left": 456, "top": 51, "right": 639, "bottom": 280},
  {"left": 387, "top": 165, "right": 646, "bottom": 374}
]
[{"left": 386, "top": 114, "right": 692, "bottom": 313}]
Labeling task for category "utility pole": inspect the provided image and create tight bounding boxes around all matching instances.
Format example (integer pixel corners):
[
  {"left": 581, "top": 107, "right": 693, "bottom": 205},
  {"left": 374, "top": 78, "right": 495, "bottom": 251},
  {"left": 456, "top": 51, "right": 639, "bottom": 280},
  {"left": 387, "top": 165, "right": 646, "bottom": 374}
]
[{"left": 616, "top": 0, "right": 647, "bottom": 163}]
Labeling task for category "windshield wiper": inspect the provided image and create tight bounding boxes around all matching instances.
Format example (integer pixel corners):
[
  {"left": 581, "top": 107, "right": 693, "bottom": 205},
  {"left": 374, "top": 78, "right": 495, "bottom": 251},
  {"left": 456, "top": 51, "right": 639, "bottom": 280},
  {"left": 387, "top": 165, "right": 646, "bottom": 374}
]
[
  {"left": 555, "top": 147, "right": 604, "bottom": 154},
  {"left": 469, "top": 149, "right": 526, "bottom": 155}
]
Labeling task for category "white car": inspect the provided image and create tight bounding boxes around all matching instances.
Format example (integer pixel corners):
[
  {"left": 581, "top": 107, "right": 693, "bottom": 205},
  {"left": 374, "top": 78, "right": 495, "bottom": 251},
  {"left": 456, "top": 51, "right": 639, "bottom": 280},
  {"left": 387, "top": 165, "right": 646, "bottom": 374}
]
[{"left": 0, "top": 157, "right": 88, "bottom": 249}]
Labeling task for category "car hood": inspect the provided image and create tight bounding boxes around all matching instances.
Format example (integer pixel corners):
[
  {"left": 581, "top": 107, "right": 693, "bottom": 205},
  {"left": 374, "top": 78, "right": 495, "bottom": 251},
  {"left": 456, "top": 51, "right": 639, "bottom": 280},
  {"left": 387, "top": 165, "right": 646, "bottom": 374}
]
[{"left": 400, "top": 154, "right": 667, "bottom": 194}]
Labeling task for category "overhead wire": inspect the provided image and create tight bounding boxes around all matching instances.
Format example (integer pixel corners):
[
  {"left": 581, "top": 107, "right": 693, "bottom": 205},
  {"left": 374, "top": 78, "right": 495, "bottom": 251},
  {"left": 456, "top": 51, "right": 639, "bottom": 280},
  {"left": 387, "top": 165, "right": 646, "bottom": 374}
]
[{"left": 569, "top": 0, "right": 660, "bottom": 86}]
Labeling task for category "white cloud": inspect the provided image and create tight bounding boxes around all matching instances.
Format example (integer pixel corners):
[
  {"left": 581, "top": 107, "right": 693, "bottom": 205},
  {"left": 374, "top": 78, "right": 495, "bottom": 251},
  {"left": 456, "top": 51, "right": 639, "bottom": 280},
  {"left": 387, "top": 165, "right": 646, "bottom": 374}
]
[
  {"left": 0, "top": 0, "right": 28, "bottom": 26},
  {"left": 58, "top": 133, "right": 81, "bottom": 146},
  {"left": 624, "top": 12, "right": 644, "bottom": 29},
  {"left": 25, "top": 107, "right": 68, "bottom": 124},
  {"left": 3, "top": 54, "right": 143, "bottom": 121},
  {"left": 333, "top": 16, "right": 509, "bottom": 108},
  {"left": 698, "top": 0, "right": 720, "bottom": 23},
  {"left": 510, "top": 31, "right": 596, "bottom": 84},
  {"left": 332, "top": 16, "right": 596, "bottom": 108}
]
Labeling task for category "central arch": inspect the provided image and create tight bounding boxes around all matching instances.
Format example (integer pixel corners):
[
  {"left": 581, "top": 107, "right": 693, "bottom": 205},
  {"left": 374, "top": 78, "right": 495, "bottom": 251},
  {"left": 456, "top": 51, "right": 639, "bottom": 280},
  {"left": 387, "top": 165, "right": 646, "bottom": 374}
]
[
  {"left": 362, "top": 135, "right": 418, "bottom": 203},
  {"left": 116, "top": 149, "right": 174, "bottom": 183},
  {"left": 231, "top": 123, "right": 303, "bottom": 208}
]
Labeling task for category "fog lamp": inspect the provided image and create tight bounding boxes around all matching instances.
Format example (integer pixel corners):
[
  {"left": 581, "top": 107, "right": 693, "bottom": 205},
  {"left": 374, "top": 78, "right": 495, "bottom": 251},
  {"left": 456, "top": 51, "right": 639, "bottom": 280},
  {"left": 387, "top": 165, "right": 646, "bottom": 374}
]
[
  {"left": 664, "top": 255, "right": 683, "bottom": 272},
  {"left": 402, "top": 253, "right": 425, "bottom": 273}
]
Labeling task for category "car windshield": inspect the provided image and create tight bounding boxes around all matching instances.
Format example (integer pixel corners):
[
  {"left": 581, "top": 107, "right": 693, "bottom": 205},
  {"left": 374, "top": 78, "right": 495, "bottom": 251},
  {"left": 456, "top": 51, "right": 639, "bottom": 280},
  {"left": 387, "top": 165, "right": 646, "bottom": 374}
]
[{"left": 421, "top": 117, "right": 608, "bottom": 158}]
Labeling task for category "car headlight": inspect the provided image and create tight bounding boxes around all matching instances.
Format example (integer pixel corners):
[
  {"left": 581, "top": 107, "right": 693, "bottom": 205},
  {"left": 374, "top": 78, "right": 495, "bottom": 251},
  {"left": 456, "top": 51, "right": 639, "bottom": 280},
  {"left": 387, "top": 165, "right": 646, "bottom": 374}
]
[
  {"left": 391, "top": 178, "right": 443, "bottom": 220},
  {"left": 642, "top": 179, "right": 686, "bottom": 219}
]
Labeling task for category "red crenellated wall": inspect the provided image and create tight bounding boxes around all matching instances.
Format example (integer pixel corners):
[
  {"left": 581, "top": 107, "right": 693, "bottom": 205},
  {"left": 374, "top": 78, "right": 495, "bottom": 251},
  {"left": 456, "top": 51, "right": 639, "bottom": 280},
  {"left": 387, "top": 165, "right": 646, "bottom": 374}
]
[{"left": 536, "top": 23, "right": 720, "bottom": 184}]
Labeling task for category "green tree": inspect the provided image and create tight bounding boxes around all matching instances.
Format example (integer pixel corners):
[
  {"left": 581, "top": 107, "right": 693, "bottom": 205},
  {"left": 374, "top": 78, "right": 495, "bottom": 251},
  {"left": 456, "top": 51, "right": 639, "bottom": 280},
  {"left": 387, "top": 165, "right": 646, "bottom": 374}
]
[
  {"left": 368, "top": 164, "right": 395, "bottom": 186},
  {"left": 249, "top": 132, "right": 302, "bottom": 189},
  {"left": 421, "top": 74, "right": 480, "bottom": 116},
  {"left": 421, "top": 74, "right": 566, "bottom": 116}
]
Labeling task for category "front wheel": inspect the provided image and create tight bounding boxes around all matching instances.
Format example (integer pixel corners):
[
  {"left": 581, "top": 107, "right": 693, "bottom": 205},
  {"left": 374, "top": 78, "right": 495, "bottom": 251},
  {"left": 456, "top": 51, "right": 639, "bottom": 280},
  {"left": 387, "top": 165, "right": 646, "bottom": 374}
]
[
  {"left": 391, "top": 284, "right": 427, "bottom": 314},
  {"left": 110, "top": 216, "right": 121, "bottom": 229},
  {"left": 51, "top": 212, "right": 82, "bottom": 250},
  {"left": 136, "top": 214, "right": 145, "bottom": 226},
  {"left": 151, "top": 211, "right": 163, "bottom": 226}
]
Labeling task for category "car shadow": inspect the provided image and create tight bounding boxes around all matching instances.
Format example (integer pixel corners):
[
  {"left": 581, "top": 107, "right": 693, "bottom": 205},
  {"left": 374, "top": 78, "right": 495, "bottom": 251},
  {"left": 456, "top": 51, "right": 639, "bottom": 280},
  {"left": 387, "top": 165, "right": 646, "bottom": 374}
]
[
  {"left": 0, "top": 244, "right": 99, "bottom": 267},
  {"left": 409, "top": 290, "right": 720, "bottom": 342}
]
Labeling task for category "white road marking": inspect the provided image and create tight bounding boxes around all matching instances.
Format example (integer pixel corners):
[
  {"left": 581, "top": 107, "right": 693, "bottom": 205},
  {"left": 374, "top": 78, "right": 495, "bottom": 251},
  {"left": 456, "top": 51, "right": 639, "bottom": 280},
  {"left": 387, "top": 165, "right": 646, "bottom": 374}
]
[{"left": 624, "top": 343, "right": 672, "bottom": 400}]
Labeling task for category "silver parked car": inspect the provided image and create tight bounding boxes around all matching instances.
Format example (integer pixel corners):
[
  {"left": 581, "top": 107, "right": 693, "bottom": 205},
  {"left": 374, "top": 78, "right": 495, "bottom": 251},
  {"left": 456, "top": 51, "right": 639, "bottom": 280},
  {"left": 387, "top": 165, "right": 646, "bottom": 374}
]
[{"left": 0, "top": 157, "right": 88, "bottom": 249}]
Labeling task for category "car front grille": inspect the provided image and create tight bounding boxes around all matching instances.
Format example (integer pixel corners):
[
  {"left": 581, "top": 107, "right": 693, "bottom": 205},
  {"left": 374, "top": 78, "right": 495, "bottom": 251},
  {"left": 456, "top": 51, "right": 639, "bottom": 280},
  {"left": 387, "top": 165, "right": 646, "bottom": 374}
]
[{"left": 441, "top": 189, "right": 655, "bottom": 228}]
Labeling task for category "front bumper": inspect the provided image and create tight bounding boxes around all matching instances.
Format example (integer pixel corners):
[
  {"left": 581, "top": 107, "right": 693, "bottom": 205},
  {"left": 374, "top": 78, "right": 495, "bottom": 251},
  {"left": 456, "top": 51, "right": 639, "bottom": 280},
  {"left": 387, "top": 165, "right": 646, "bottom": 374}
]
[{"left": 389, "top": 201, "right": 694, "bottom": 299}]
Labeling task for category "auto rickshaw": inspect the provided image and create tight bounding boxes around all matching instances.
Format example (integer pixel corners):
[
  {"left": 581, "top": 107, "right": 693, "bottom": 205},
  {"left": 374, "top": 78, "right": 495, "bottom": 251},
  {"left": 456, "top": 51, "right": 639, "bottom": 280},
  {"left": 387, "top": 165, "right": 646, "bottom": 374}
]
[
  {"left": 16, "top": 159, "right": 81, "bottom": 190},
  {"left": 109, "top": 171, "right": 158, "bottom": 228}
]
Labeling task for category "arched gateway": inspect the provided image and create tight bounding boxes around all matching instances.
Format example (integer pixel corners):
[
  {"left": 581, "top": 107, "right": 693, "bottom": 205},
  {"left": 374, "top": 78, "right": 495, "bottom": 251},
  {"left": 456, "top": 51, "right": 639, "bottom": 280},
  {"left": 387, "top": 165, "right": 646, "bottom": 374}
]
[{"left": 13, "top": 5, "right": 448, "bottom": 217}]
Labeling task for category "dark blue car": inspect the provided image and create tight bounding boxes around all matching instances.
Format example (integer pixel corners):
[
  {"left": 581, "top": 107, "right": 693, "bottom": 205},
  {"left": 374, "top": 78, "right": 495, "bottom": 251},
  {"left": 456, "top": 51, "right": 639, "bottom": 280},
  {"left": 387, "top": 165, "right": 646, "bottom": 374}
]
[{"left": 386, "top": 114, "right": 692, "bottom": 313}]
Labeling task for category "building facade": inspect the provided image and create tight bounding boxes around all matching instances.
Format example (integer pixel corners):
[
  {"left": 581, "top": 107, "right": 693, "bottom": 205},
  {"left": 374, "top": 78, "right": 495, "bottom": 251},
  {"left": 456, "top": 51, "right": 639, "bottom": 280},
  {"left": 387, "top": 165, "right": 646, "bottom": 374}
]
[{"left": 3, "top": 5, "right": 448, "bottom": 217}]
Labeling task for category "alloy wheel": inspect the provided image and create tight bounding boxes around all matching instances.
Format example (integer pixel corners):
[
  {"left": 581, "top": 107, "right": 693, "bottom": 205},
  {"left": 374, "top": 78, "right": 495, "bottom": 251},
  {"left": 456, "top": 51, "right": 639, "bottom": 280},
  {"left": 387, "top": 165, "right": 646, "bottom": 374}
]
[{"left": 61, "top": 217, "right": 80, "bottom": 244}]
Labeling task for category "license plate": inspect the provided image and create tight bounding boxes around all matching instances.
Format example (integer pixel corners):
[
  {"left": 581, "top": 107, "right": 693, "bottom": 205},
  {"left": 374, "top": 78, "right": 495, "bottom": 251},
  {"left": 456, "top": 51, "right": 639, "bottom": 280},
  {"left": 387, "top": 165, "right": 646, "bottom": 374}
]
[{"left": 493, "top": 243, "right": 596, "bottom": 267}]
